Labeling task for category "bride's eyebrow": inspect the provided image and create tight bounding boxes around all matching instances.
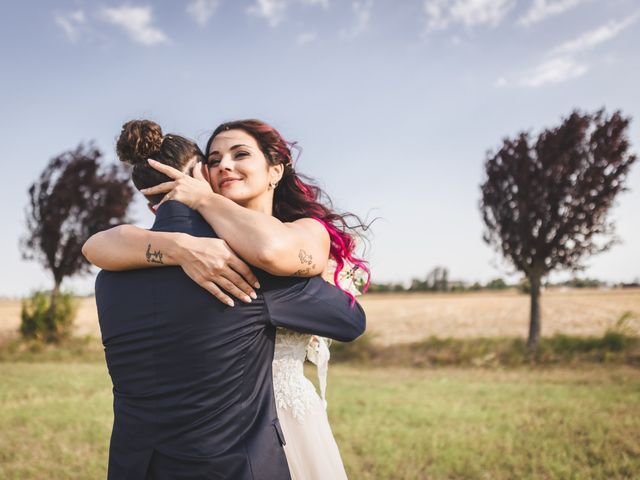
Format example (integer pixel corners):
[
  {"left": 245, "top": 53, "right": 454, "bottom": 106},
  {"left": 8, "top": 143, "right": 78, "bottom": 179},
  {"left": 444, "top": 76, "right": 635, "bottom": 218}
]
[{"left": 208, "top": 144, "right": 252, "bottom": 157}]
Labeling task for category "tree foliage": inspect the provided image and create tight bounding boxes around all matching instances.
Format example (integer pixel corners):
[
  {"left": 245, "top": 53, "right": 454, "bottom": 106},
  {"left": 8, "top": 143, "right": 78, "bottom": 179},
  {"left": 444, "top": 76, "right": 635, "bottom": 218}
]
[
  {"left": 480, "top": 109, "right": 636, "bottom": 347},
  {"left": 22, "top": 143, "right": 135, "bottom": 288}
]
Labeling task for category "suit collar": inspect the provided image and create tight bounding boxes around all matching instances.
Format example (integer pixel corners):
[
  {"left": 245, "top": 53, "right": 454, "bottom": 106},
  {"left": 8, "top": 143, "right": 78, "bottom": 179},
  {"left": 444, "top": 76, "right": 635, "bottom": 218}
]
[
  {"left": 154, "top": 200, "right": 200, "bottom": 221},
  {"left": 150, "top": 200, "right": 215, "bottom": 237}
]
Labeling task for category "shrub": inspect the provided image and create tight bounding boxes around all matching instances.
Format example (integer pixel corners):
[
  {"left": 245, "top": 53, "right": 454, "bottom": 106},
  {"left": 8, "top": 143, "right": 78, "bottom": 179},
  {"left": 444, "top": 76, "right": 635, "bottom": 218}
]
[
  {"left": 517, "top": 277, "right": 531, "bottom": 294},
  {"left": 486, "top": 278, "right": 508, "bottom": 290},
  {"left": 20, "top": 290, "right": 78, "bottom": 343}
]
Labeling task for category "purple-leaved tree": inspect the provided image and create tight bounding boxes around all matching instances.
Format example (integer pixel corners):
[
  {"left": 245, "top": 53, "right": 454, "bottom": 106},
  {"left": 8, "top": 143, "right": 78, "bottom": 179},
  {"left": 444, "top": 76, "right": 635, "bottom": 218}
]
[
  {"left": 21, "top": 143, "right": 134, "bottom": 339},
  {"left": 480, "top": 109, "right": 636, "bottom": 348}
]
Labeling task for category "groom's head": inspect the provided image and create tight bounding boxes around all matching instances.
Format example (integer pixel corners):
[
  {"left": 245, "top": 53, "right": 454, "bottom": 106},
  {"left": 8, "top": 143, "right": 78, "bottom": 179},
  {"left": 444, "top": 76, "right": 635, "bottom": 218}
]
[{"left": 117, "top": 119, "right": 205, "bottom": 205}]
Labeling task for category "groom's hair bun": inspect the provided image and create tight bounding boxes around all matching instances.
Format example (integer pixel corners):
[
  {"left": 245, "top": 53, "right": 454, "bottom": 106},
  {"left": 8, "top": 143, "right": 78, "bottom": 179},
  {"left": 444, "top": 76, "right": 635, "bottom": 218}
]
[
  {"left": 116, "top": 119, "right": 164, "bottom": 166},
  {"left": 115, "top": 119, "right": 206, "bottom": 204}
]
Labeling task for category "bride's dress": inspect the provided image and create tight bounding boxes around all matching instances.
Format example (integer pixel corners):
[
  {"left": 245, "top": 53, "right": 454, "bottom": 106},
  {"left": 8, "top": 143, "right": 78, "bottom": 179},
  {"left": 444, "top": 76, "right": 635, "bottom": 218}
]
[
  {"left": 272, "top": 262, "right": 362, "bottom": 480},
  {"left": 273, "top": 330, "right": 348, "bottom": 479},
  {"left": 273, "top": 260, "right": 360, "bottom": 480}
]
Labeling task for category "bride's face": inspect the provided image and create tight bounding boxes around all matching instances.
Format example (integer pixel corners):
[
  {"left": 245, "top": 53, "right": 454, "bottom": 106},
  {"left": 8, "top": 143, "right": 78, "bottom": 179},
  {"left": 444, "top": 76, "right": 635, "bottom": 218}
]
[{"left": 206, "top": 129, "right": 283, "bottom": 209}]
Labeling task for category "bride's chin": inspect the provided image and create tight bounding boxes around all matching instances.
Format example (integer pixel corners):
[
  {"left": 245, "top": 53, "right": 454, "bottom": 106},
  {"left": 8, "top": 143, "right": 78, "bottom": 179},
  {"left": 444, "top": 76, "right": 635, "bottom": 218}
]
[{"left": 221, "top": 192, "right": 248, "bottom": 203}]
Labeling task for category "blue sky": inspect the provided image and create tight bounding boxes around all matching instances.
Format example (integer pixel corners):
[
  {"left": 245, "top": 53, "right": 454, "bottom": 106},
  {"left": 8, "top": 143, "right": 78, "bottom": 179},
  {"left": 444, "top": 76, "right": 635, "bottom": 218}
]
[{"left": 2, "top": 0, "right": 639, "bottom": 296}]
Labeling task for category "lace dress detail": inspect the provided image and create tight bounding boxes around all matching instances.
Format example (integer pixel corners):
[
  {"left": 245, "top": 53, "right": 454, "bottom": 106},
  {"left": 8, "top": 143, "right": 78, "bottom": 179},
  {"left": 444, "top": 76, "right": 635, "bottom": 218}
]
[
  {"left": 272, "top": 329, "right": 318, "bottom": 421},
  {"left": 273, "top": 328, "right": 350, "bottom": 479}
]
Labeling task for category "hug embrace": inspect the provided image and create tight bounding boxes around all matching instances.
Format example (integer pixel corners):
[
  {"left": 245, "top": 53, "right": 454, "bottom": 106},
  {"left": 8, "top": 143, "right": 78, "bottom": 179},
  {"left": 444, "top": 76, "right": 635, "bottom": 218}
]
[{"left": 83, "top": 118, "right": 371, "bottom": 479}]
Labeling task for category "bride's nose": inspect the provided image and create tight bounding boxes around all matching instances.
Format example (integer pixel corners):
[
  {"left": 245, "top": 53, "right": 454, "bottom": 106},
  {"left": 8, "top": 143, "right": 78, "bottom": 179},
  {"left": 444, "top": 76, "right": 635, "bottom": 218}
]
[{"left": 218, "top": 154, "right": 234, "bottom": 171}]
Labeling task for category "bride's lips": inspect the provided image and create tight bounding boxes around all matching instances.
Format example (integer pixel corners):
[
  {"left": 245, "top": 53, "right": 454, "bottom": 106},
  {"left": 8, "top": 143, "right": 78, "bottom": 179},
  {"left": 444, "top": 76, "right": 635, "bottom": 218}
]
[{"left": 219, "top": 178, "right": 242, "bottom": 189}]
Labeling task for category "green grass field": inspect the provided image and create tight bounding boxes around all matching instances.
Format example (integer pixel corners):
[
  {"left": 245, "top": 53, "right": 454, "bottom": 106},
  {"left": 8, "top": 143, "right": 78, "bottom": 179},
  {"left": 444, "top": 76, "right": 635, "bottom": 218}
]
[{"left": 1, "top": 362, "right": 639, "bottom": 479}]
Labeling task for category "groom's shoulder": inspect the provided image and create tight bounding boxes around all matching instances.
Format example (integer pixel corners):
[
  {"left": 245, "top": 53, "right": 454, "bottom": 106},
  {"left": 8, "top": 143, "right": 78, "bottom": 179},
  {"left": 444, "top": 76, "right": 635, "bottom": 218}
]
[
  {"left": 255, "top": 271, "right": 309, "bottom": 293},
  {"left": 95, "top": 267, "right": 154, "bottom": 298},
  {"left": 94, "top": 265, "right": 186, "bottom": 301}
]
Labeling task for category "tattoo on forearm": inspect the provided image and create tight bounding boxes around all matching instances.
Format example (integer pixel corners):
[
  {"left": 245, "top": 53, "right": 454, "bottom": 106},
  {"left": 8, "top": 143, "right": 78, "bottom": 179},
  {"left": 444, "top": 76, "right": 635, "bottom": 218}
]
[{"left": 146, "top": 243, "right": 164, "bottom": 264}]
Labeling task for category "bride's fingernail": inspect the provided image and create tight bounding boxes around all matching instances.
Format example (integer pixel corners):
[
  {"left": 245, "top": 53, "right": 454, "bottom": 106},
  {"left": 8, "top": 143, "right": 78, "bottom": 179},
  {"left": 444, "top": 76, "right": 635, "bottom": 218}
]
[
  {"left": 244, "top": 295, "right": 252, "bottom": 303},
  {"left": 250, "top": 292, "right": 257, "bottom": 300},
  {"left": 226, "top": 300, "right": 234, "bottom": 307},
  {"left": 254, "top": 282, "right": 261, "bottom": 289}
]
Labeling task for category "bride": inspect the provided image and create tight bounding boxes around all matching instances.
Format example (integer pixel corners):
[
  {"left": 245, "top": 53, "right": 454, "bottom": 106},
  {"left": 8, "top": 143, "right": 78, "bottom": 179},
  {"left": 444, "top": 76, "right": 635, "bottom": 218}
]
[{"left": 83, "top": 118, "right": 370, "bottom": 479}]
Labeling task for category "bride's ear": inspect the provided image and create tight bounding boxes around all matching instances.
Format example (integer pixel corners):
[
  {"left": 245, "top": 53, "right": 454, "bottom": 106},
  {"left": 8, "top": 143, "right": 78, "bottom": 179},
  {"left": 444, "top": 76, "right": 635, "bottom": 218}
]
[
  {"left": 202, "top": 162, "right": 211, "bottom": 183},
  {"left": 270, "top": 163, "right": 284, "bottom": 185},
  {"left": 147, "top": 202, "right": 158, "bottom": 215}
]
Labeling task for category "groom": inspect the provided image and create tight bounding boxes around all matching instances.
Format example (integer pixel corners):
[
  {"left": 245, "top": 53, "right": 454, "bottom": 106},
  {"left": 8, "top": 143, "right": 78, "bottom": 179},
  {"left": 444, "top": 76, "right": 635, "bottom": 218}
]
[{"left": 93, "top": 149, "right": 366, "bottom": 480}]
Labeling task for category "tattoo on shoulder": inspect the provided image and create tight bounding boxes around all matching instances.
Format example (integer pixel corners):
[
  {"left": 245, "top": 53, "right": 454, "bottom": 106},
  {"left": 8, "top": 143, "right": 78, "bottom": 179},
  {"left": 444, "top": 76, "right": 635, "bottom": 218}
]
[
  {"left": 293, "top": 268, "right": 311, "bottom": 276},
  {"left": 298, "top": 249, "right": 313, "bottom": 266},
  {"left": 146, "top": 243, "right": 164, "bottom": 264}
]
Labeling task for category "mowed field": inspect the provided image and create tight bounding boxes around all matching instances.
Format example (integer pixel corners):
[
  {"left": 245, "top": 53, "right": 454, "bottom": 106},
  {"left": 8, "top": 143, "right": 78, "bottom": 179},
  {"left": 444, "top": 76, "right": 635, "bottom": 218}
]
[
  {"left": 1, "top": 363, "right": 639, "bottom": 479},
  {"left": 1, "top": 288, "right": 639, "bottom": 345},
  {"left": 359, "top": 288, "right": 640, "bottom": 345}
]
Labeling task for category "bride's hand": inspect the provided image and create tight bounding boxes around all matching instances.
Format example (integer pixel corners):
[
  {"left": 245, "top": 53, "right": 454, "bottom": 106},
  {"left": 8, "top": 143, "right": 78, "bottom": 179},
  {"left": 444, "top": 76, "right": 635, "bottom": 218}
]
[
  {"left": 141, "top": 159, "right": 212, "bottom": 210},
  {"left": 175, "top": 234, "right": 260, "bottom": 307}
]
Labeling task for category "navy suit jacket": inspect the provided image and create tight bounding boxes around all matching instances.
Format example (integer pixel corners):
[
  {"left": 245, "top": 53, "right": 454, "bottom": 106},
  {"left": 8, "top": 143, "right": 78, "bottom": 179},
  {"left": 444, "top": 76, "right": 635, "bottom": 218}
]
[{"left": 95, "top": 201, "right": 366, "bottom": 480}]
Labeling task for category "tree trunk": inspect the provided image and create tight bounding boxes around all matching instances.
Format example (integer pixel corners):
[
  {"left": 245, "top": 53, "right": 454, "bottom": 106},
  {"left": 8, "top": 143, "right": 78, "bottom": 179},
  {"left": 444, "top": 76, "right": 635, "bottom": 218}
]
[
  {"left": 47, "top": 282, "right": 61, "bottom": 342},
  {"left": 527, "top": 273, "right": 541, "bottom": 349}
]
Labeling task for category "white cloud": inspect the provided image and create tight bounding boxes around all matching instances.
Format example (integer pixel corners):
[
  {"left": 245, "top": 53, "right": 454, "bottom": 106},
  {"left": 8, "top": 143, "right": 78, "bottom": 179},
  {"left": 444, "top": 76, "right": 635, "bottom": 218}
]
[
  {"left": 100, "top": 6, "right": 168, "bottom": 46},
  {"left": 246, "top": 0, "right": 289, "bottom": 27},
  {"left": 518, "top": 0, "right": 587, "bottom": 27},
  {"left": 341, "top": 0, "right": 373, "bottom": 38},
  {"left": 518, "top": 56, "right": 588, "bottom": 87},
  {"left": 301, "top": 0, "right": 329, "bottom": 6},
  {"left": 54, "top": 10, "right": 86, "bottom": 42},
  {"left": 187, "top": 0, "right": 221, "bottom": 26},
  {"left": 551, "top": 14, "right": 639, "bottom": 55},
  {"left": 296, "top": 31, "right": 317, "bottom": 45},
  {"left": 423, "top": 0, "right": 446, "bottom": 29},
  {"left": 494, "top": 76, "right": 507, "bottom": 87},
  {"left": 246, "top": 0, "right": 329, "bottom": 27},
  {"left": 500, "top": 13, "right": 638, "bottom": 88},
  {"left": 424, "top": 0, "right": 515, "bottom": 30}
]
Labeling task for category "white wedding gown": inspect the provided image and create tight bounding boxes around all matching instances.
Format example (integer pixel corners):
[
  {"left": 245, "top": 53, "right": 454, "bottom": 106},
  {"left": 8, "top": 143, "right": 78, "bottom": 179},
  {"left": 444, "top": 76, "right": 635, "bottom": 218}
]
[{"left": 272, "top": 329, "right": 349, "bottom": 480}]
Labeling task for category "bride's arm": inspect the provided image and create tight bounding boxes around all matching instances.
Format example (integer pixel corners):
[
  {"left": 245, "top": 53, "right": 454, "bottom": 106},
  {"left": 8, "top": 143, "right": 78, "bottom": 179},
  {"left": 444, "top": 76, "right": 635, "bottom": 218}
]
[
  {"left": 195, "top": 194, "right": 330, "bottom": 277},
  {"left": 82, "top": 226, "right": 260, "bottom": 306},
  {"left": 82, "top": 224, "right": 182, "bottom": 270},
  {"left": 142, "top": 159, "right": 331, "bottom": 277}
]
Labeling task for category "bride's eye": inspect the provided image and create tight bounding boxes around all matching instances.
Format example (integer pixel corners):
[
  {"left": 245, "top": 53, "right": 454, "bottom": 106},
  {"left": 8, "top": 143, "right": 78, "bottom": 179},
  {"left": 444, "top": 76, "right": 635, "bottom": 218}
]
[
  {"left": 235, "top": 151, "right": 249, "bottom": 159},
  {"left": 207, "top": 158, "right": 221, "bottom": 166}
]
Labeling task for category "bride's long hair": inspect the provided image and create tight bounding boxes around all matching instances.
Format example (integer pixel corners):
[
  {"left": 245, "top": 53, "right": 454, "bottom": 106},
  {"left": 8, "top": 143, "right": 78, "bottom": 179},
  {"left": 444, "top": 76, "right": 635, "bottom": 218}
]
[{"left": 205, "top": 119, "right": 372, "bottom": 301}]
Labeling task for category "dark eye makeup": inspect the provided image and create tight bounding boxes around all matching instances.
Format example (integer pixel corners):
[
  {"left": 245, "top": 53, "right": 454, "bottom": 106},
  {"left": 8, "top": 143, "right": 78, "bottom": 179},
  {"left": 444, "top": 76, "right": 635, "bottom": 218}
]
[{"left": 206, "top": 151, "right": 249, "bottom": 166}]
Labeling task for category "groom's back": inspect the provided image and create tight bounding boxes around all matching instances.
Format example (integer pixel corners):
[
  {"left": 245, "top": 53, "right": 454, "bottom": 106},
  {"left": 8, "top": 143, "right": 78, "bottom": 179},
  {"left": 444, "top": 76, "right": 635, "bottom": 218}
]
[{"left": 96, "top": 202, "right": 290, "bottom": 479}]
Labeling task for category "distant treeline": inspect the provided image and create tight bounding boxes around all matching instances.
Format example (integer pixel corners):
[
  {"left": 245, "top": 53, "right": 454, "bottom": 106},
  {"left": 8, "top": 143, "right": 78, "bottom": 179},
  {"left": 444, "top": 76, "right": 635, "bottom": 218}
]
[{"left": 367, "top": 267, "right": 640, "bottom": 294}]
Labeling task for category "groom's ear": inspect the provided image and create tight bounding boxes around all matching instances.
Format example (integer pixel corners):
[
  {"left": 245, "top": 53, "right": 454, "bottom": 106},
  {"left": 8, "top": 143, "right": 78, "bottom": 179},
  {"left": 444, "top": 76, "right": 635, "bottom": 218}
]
[{"left": 147, "top": 202, "right": 158, "bottom": 215}]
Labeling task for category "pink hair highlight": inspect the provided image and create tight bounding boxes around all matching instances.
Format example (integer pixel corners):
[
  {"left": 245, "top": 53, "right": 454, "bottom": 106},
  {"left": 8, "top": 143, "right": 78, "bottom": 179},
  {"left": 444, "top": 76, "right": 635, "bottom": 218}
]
[{"left": 311, "top": 217, "right": 371, "bottom": 305}]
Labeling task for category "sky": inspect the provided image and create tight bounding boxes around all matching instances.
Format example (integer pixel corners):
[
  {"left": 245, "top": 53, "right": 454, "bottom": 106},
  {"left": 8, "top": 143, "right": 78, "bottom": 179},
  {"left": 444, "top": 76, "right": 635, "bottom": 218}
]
[{"left": 1, "top": 0, "right": 639, "bottom": 297}]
